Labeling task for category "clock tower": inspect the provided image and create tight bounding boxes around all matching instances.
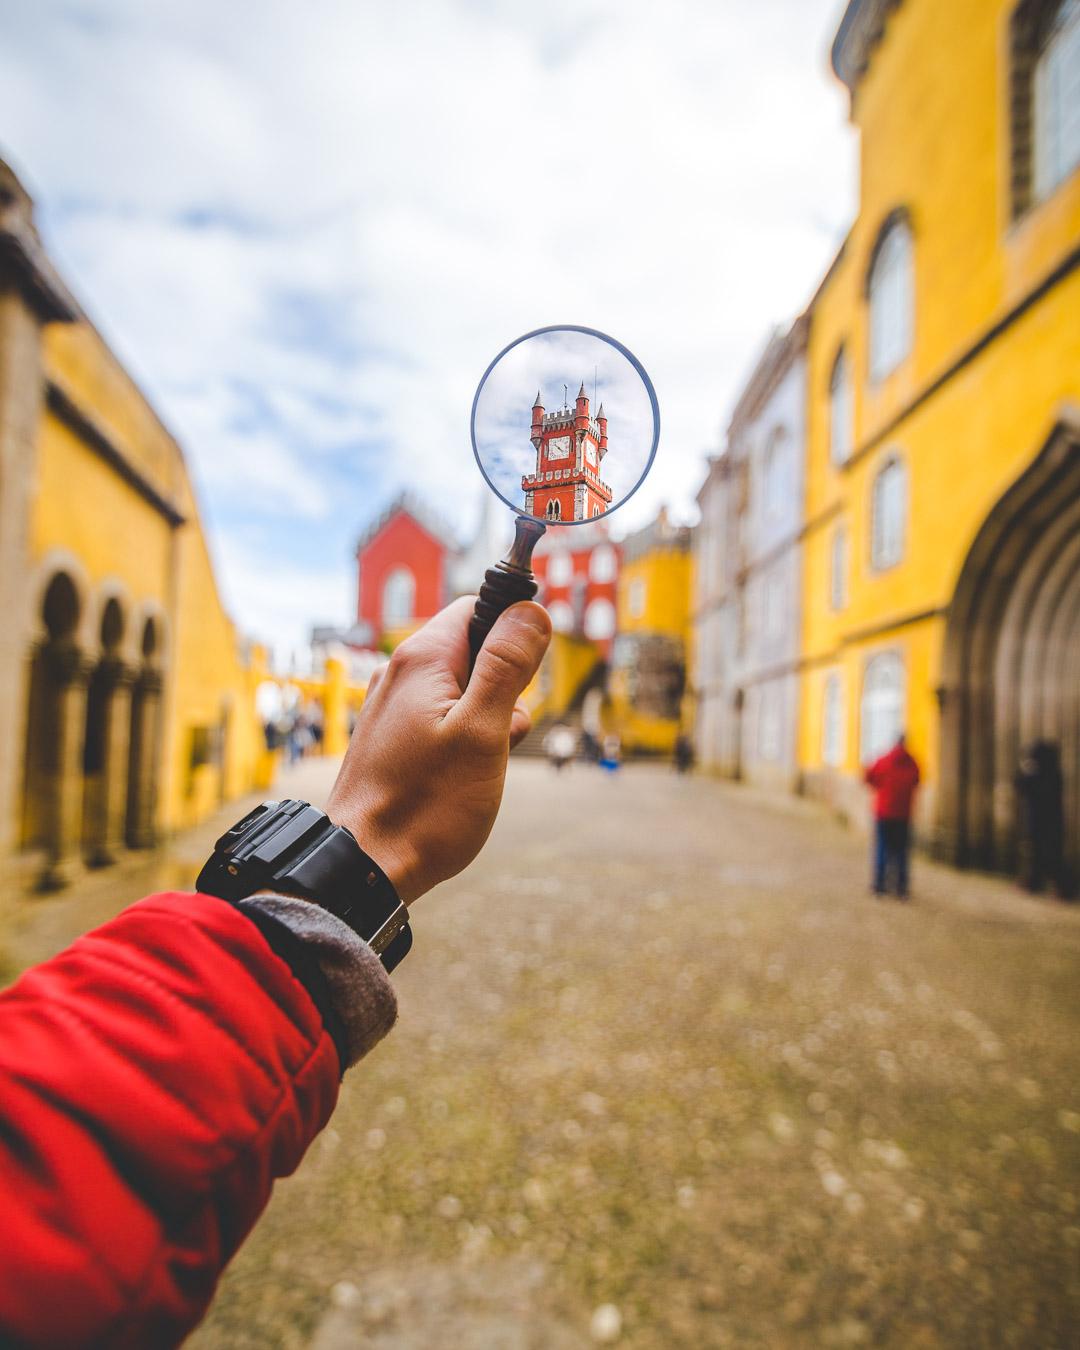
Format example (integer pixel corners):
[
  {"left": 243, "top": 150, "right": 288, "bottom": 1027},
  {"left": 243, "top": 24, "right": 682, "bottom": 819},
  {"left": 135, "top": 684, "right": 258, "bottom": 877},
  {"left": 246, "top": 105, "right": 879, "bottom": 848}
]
[{"left": 523, "top": 384, "right": 612, "bottom": 522}]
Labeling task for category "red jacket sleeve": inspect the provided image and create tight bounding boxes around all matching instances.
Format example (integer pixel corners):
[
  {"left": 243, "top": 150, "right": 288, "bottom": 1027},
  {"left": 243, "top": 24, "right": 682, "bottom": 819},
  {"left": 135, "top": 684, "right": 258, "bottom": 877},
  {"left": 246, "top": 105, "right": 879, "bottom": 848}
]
[{"left": 0, "top": 891, "right": 341, "bottom": 1350}]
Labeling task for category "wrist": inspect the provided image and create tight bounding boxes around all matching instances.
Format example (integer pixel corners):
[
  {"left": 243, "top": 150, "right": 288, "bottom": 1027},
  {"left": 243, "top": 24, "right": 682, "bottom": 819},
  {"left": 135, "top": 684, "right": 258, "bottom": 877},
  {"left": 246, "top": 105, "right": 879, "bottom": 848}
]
[{"left": 324, "top": 805, "right": 423, "bottom": 906}]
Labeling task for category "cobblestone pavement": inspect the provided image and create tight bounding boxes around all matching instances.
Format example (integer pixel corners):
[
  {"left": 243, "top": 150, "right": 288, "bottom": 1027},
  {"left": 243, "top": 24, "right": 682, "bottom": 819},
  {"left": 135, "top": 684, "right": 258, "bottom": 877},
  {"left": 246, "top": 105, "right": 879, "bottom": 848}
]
[{"left": 11, "top": 759, "right": 1080, "bottom": 1348}]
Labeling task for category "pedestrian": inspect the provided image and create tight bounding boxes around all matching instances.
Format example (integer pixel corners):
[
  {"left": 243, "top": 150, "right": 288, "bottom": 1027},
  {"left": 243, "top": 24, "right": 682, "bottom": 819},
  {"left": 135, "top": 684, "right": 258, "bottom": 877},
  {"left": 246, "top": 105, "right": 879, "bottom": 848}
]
[
  {"left": 599, "top": 732, "right": 622, "bottom": 773},
  {"left": 543, "top": 720, "right": 577, "bottom": 772},
  {"left": 0, "top": 597, "right": 551, "bottom": 1350},
  {"left": 1014, "top": 740, "right": 1068, "bottom": 896},
  {"left": 673, "top": 733, "right": 694, "bottom": 775},
  {"left": 864, "top": 733, "right": 920, "bottom": 899}
]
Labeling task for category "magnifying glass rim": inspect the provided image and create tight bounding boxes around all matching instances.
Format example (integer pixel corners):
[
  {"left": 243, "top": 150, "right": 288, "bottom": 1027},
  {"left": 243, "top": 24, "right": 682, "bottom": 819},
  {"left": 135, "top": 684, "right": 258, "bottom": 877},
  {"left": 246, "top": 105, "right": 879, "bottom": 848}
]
[{"left": 470, "top": 323, "right": 660, "bottom": 528}]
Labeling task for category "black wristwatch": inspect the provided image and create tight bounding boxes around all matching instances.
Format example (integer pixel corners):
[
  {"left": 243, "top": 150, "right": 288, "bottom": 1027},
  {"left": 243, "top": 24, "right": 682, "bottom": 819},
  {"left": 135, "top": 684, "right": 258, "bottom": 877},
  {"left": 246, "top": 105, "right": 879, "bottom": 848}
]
[{"left": 195, "top": 799, "right": 412, "bottom": 972}]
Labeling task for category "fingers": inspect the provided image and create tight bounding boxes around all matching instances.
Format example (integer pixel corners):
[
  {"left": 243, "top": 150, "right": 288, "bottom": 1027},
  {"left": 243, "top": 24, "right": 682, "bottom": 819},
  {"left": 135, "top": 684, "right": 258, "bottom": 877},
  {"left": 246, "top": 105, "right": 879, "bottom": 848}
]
[
  {"left": 509, "top": 700, "right": 532, "bottom": 750},
  {"left": 452, "top": 601, "right": 551, "bottom": 741}
]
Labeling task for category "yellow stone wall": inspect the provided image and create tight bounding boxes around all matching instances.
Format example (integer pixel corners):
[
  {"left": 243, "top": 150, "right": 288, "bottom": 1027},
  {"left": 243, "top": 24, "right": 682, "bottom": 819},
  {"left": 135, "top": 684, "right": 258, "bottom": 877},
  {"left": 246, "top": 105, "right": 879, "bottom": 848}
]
[
  {"left": 33, "top": 318, "right": 271, "bottom": 837},
  {"left": 799, "top": 0, "right": 1080, "bottom": 823},
  {"left": 609, "top": 535, "right": 694, "bottom": 754}
]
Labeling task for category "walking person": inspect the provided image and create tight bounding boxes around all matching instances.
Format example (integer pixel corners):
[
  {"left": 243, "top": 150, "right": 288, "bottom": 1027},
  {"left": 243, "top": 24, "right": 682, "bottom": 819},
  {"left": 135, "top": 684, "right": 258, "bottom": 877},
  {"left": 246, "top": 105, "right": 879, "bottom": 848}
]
[
  {"left": 864, "top": 733, "right": 920, "bottom": 899},
  {"left": 543, "top": 720, "right": 577, "bottom": 772},
  {"left": 1014, "top": 740, "right": 1068, "bottom": 896}
]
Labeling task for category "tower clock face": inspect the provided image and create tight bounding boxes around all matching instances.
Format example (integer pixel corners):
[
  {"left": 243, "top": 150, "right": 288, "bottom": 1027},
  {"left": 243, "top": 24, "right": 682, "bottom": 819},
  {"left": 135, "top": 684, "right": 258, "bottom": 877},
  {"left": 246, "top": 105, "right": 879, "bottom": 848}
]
[
  {"left": 584, "top": 439, "right": 597, "bottom": 465},
  {"left": 547, "top": 435, "right": 571, "bottom": 460}
]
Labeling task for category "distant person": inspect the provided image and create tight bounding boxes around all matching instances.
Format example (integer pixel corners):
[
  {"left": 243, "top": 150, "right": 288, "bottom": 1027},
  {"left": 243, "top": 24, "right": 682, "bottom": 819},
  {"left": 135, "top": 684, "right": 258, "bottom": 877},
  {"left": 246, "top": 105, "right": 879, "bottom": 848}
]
[
  {"left": 673, "top": 734, "right": 694, "bottom": 775},
  {"left": 864, "top": 734, "right": 920, "bottom": 899},
  {"left": 544, "top": 721, "right": 577, "bottom": 772},
  {"left": 579, "top": 728, "right": 600, "bottom": 764},
  {"left": 1014, "top": 740, "right": 1068, "bottom": 896},
  {"left": 599, "top": 732, "right": 622, "bottom": 774}
]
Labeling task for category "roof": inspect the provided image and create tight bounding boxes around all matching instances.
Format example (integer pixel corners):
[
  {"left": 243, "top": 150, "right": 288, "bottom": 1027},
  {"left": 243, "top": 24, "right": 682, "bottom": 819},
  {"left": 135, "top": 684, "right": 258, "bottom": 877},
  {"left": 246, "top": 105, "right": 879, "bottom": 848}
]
[
  {"left": 831, "top": 0, "right": 903, "bottom": 96},
  {"left": 727, "top": 313, "right": 809, "bottom": 434},
  {"left": 0, "top": 158, "right": 79, "bottom": 322},
  {"left": 354, "top": 491, "right": 455, "bottom": 555}
]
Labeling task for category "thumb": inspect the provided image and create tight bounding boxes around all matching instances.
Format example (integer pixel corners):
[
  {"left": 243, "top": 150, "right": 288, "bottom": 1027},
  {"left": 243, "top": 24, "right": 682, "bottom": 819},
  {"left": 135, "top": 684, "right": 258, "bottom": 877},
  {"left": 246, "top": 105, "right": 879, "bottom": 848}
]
[{"left": 456, "top": 602, "right": 551, "bottom": 737}]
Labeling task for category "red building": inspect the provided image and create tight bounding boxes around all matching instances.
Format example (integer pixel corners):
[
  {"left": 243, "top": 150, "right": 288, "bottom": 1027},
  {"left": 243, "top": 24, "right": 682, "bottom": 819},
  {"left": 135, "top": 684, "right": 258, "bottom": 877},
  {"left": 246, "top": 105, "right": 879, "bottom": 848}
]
[
  {"left": 532, "top": 522, "right": 621, "bottom": 656},
  {"left": 524, "top": 385, "right": 612, "bottom": 522},
  {"left": 355, "top": 496, "right": 448, "bottom": 647}
]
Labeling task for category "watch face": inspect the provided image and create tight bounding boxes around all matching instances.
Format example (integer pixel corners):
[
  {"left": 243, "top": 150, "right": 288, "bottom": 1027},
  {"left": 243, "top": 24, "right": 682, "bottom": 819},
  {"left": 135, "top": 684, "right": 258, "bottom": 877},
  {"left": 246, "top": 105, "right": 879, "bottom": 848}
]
[
  {"left": 585, "top": 439, "right": 597, "bottom": 465},
  {"left": 547, "top": 435, "right": 571, "bottom": 460}
]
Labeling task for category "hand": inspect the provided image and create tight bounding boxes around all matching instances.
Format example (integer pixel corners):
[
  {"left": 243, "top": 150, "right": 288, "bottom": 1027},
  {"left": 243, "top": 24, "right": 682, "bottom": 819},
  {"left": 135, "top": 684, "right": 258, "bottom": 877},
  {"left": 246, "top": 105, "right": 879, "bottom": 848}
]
[{"left": 325, "top": 596, "right": 551, "bottom": 904}]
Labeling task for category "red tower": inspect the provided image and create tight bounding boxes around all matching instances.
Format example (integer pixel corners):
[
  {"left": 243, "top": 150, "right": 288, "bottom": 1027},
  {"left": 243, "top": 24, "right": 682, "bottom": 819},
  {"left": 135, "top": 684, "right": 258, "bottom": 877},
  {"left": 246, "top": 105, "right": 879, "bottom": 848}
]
[{"left": 522, "top": 384, "right": 612, "bottom": 522}]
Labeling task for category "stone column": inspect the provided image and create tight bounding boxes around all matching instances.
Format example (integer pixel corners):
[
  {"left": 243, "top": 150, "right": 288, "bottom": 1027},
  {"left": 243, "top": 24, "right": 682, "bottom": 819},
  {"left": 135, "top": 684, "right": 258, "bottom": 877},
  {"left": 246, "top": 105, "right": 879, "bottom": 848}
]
[
  {"left": 126, "top": 668, "right": 162, "bottom": 849},
  {"left": 38, "top": 642, "right": 89, "bottom": 890},
  {"left": 84, "top": 658, "right": 134, "bottom": 866}
]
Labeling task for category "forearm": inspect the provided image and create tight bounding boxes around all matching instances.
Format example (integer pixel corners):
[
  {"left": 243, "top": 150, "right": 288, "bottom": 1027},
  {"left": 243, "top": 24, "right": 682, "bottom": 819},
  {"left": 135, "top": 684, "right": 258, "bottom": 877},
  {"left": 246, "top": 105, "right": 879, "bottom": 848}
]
[{"left": 0, "top": 890, "right": 395, "bottom": 1350}]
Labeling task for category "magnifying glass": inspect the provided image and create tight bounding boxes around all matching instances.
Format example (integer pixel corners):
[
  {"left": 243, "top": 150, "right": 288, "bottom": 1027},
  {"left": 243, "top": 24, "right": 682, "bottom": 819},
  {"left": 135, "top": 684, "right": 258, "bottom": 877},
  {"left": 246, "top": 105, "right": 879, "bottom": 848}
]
[{"left": 467, "top": 324, "right": 660, "bottom": 662}]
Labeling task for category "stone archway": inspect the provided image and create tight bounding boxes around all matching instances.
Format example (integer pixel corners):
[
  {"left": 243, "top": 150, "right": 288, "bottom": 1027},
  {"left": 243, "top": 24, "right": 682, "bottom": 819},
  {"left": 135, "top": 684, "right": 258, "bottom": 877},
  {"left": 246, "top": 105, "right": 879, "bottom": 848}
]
[
  {"left": 937, "top": 416, "right": 1080, "bottom": 883},
  {"left": 21, "top": 570, "right": 89, "bottom": 887},
  {"left": 82, "top": 595, "right": 133, "bottom": 866},
  {"left": 126, "top": 614, "right": 164, "bottom": 848}
]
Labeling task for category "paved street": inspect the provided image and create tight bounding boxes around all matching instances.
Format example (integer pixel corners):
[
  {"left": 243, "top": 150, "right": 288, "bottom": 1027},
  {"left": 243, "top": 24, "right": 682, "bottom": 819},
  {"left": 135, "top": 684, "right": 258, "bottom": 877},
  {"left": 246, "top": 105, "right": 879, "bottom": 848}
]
[{"left": 11, "top": 759, "right": 1080, "bottom": 1348}]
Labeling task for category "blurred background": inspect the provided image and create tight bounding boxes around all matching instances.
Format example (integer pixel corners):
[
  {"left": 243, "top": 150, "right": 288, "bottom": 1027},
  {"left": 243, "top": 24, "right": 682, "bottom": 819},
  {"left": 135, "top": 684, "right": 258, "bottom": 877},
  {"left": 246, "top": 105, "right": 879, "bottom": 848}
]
[{"left": 1, "top": 0, "right": 1079, "bottom": 1345}]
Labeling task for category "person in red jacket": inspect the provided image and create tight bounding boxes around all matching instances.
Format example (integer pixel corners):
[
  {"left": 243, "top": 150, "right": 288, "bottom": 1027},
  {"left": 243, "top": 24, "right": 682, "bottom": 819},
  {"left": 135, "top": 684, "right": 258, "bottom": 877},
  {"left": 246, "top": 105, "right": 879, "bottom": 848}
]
[
  {"left": 864, "top": 734, "right": 921, "bottom": 899},
  {"left": 0, "top": 595, "right": 551, "bottom": 1350}
]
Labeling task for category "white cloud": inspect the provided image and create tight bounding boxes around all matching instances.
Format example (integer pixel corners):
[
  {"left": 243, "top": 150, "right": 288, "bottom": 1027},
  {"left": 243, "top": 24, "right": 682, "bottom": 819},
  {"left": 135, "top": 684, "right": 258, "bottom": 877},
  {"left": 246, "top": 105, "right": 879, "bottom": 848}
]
[{"left": 0, "top": 0, "right": 856, "bottom": 651}]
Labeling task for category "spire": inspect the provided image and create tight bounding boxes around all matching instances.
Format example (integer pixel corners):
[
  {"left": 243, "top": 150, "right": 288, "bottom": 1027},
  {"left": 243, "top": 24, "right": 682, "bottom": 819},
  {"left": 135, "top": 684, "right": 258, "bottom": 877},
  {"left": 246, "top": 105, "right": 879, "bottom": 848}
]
[
  {"left": 577, "top": 381, "right": 587, "bottom": 400},
  {"left": 597, "top": 402, "right": 605, "bottom": 419},
  {"left": 533, "top": 389, "right": 543, "bottom": 407}
]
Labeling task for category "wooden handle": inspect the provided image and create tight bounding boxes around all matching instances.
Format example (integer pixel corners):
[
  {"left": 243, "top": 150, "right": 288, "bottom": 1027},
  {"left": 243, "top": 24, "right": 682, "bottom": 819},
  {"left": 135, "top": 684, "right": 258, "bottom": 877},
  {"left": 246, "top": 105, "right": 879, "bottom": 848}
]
[{"left": 467, "top": 515, "right": 546, "bottom": 668}]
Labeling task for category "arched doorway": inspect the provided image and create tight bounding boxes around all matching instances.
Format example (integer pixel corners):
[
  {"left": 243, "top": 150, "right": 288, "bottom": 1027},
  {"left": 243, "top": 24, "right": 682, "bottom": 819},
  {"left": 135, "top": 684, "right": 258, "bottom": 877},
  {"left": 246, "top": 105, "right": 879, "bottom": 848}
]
[
  {"left": 937, "top": 417, "right": 1080, "bottom": 884},
  {"left": 22, "top": 571, "right": 87, "bottom": 887},
  {"left": 126, "top": 615, "right": 164, "bottom": 848},
  {"left": 82, "top": 596, "right": 132, "bottom": 866}
]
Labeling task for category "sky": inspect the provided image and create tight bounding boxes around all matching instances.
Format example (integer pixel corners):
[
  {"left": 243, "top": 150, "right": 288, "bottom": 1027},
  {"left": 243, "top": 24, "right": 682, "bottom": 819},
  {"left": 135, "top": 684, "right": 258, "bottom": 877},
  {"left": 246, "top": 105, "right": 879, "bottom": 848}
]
[{"left": 0, "top": 0, "right": 856, "bottom": 661}]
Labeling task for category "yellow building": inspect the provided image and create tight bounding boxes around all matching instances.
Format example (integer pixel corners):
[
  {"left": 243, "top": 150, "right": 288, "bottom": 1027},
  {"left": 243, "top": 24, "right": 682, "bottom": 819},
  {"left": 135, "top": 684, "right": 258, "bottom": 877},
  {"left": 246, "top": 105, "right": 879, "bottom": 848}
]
[
  {"left": 798, "top": 0, "right": 1080, "bottom": 876},
  {"left": 0, "top": 157, "right": 275, "bottom": 895},
  {"left": 609, "top": 510, "right": 694, "bottom": 754}
]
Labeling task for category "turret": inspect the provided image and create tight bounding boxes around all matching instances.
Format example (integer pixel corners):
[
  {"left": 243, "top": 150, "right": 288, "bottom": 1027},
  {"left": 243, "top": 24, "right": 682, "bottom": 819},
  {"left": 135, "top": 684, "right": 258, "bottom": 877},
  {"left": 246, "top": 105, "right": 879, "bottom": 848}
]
[
  {"left": 574, "top": 380, "right": 589, "bottom": 433},
  {"left": 531, "top": 390, "right": 544, "bottom": 447},
  {"left": 597, "top": 402, "right": 608, "bottom": 461}
]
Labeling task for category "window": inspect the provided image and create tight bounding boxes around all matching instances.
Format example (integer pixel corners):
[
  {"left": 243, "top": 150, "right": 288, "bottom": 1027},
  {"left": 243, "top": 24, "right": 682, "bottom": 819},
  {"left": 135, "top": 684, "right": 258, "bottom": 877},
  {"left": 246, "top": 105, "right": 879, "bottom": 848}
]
[
  {"left": 757, "top": 686, "right": 781, "bottom": 761},
  {"left": 592, "top": 504, "right": 602, "bottom": 518},
  {"left": 1035, "top": 0, "right": 1080, "bottom": 198},
  {"left": 589, "top": 544, "right": 617, "bottom": 582},
  {"left": 545, "top": 499, "right": 562, "bottom": 520},
  {"left": 765, "top": 572, "right": 783, "bottom": 637},
  {"left": 861, "top": 652, "right": 905, "bottom": 763},
  {"left": 822, "top": 673, "right": 845, "bottom": 767},
  {"left": 871, "top": 456, "right": 907, "bottom": 570},
  {"left": 628, "top": 576, "right": 646, "bottom": 619},
  {"left": 584, "top": 597, "right": 616, "bottom": 640},
  {"left": 548, "top": 600, "right": 573, "bottom": 633},
  {"left": 830, "top": 525, "right": 848, "bottom": 610},
  {"left": 382, "top": 567, "right": 415, "bottom": 627},
  {"left": 549, "top": 551, "right": 572, "bottom": 586},
  {"left": 829, "top": 347, "right": 853, "bottom": 465},
  {"left": 868, "top": 218, "right": 914, "bottom": 382},
  {"left": 762, "top": 429, "right": 787, "bottom": 520}
]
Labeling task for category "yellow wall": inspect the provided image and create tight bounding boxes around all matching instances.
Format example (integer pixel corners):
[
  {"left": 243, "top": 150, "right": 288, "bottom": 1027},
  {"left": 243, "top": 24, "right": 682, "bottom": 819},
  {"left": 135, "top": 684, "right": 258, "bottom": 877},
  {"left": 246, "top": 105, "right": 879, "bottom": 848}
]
[
  {"left": 799, "top": 0, "right": 1080, "bottom": 820},
  {"left": 35, "top": 318, "right": 272, "bottom": 837},
  {"left": 521, "top": 633, "right": 599, "bottom": 726}
]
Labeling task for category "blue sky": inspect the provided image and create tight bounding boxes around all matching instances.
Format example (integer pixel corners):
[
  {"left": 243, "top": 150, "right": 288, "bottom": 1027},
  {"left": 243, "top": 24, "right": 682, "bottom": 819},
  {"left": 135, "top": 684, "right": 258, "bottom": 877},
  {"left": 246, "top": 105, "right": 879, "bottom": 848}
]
[{"left": 0, "top": 0, "right": 855, "bottom": 660}]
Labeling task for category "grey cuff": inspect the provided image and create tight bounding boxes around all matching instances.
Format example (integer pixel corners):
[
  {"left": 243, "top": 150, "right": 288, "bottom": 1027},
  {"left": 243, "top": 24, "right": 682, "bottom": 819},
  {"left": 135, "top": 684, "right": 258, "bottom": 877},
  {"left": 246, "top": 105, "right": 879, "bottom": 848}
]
[{"left": 239, "top": 894, "right": 398, "bottom": 1067}]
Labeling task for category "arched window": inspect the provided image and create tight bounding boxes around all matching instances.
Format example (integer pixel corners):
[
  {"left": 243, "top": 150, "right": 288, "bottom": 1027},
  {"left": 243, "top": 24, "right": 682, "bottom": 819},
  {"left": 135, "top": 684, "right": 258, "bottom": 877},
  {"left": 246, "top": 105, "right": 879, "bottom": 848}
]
[
  {"left": 1034, "top": 0, "right": 1080, "bottom": 199},
  {"left": 548, "top": 551, "right": 572, "bottom": 586},
  {"left": 548, "top": 600, "right": 573, "bottom": 633},
  {"left": 546, "top": 499, "right": 561, "bottom": 520},
  {"left": 822, "top": 672, "right": 845, "bottom": 767},
  {"left": 590, "top": 544, "right": 616, "bottom": 582},
  {"left": 583, "top": 597, "right": 616, "bottom": 641},
  {"left": 382, "top": 567, "right": 415, "bottom": 627},
  {"left": 829, "top": 347, "right": 853, "bottom": 465},
  {"left": 762, "top": 428, "right": 787, "bottom": 520},
  {"left": 591, "top": 503, "right": 602, "bottom": 518},
  {"left": 868, "top": 217, "right": 914, "bottom": 382},
  {"left": 757, "top": 686, "right": 781, "bottom": 760},
  {"left": 830, "top": 524, "right": 848, "bottom": 610},
  {"left": 871, "top": 455, "right": 907, "bottom": 570},
  {"left": 861, "top": 652, "right": 905, "bottom": 763}
]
